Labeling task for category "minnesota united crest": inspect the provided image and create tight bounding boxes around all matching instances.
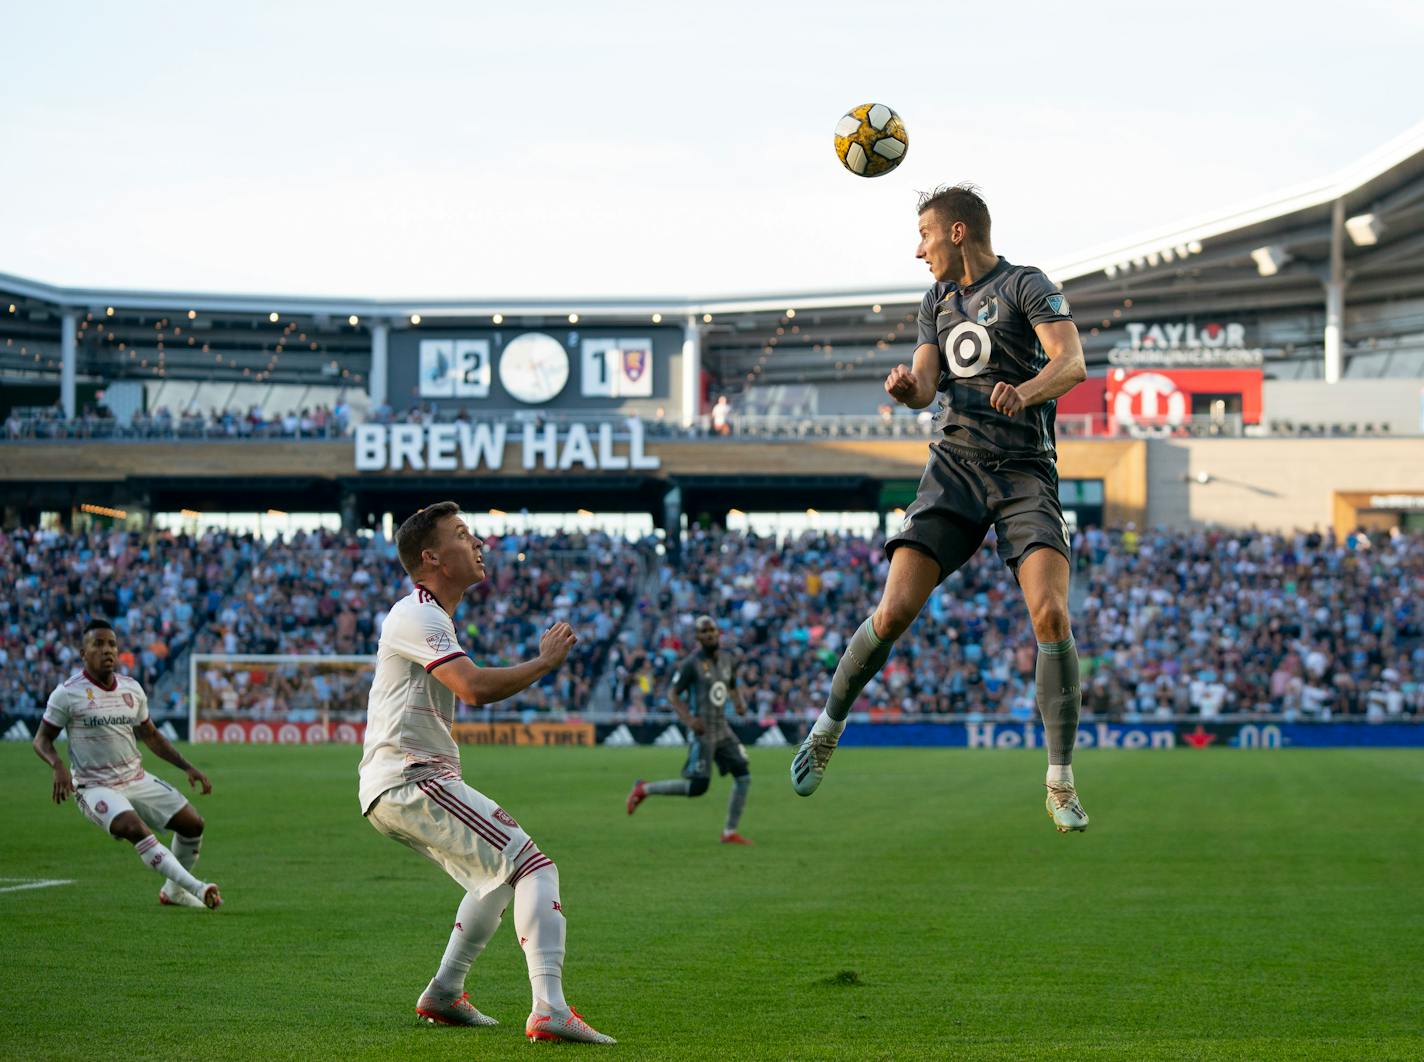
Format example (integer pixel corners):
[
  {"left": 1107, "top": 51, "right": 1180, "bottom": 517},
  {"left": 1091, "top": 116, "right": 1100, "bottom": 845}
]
[{"left": 976, "top": 296, "right": 1000, "bottom": 326}]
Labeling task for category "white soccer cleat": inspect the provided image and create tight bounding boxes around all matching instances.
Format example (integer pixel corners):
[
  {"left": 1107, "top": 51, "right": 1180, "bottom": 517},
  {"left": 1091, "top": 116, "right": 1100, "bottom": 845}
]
[
  {"left": 790, "top": 727, "right": 840, "bottom": 796},
  {"left": 525, "top": 1004, "right": 616, "bottom": 1044},
  {"left": 158, "top": 881, "right": 206, "bottom": 908},
  {"left": 416, "top": 990, "right": 499, "bottom": 1027},
  {"left": 1045, "top": 782, "right": 1089, "bottom": 833},
  {"left": 200, "top": 883, "right": 223, "bottom": 909}
]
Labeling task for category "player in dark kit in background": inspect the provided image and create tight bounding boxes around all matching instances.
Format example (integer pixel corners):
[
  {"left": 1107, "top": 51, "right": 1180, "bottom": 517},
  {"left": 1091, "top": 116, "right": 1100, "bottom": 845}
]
[
  {"left": 791, "top": 184, "right": 1091, "bottom": 833},
  {"left": 626, "top": 615, "right": 754, "bottom": 845}
]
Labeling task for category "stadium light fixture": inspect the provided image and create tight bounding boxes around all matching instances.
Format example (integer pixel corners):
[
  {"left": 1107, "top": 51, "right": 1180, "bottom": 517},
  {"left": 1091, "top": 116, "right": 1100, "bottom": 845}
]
[
  {"left": 1250, "top": 245, "right": 1291, "bottom": 277},
  {"left": 269, "top": 312, "right": 279, "bottom": 322},
  {"left": 410, "top": 314, "right": 422, "bottom": 325},
  {"left": 568, "top": 313, "right": 579, "bottom": 324},
  {"left": 492, "top": 313, "right": 504, "bottom": 325},
  {"left": 348, "top": 314, "right": 359, "bottom": 326},
  {"left": 872, "top": 303, "right": 881, "bottom": 313},
  {"left": 651, "top": 313, "right": 662, "bottom": 323},
  {"left": 105, "top": 306, "right": 114, "bottom": 316},
  {"left": 187, "top": 310, "right": 196, "bottom": 320},
  {"left": 703, "top": 313, "right": 713, "bottom": 323},
  {"left": 785, "top": 308, "right": 796, "bottom": 318},
  {"left": 1345, "top": 213, "right": 1382, "bottom": 246}
]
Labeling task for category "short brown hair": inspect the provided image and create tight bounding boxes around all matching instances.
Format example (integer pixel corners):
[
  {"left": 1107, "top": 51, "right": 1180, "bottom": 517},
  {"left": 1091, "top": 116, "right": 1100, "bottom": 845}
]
[
  {"left": 396, "top": 501, "right": 461, "bottom": 575},
  {"left": 917, "top": 183, "right": 991, "bottom": 241}
]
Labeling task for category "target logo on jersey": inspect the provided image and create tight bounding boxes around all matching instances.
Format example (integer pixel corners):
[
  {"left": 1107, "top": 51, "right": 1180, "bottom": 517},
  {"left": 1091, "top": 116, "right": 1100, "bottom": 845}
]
[{"left": 709, "top": 681, "right": 729, "bottom": 706}]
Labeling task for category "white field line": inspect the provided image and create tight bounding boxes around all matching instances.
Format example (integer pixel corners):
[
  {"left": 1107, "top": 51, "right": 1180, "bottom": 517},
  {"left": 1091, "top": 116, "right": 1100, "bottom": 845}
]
[{"left": 0, "top": 878, "right": 76, "bottom": 894}]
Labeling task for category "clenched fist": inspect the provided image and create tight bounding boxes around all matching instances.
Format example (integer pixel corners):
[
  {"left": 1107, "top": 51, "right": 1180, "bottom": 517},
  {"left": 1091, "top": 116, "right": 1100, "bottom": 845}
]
[
  {"left": 990, "top": 381, "right": 1025, "bottom": 416},
  {"left": 884, "top": 364, "right": 920, "bottom": 405},
  {"left": 538, "top": 622, "right": 578, "bottom": 669}
]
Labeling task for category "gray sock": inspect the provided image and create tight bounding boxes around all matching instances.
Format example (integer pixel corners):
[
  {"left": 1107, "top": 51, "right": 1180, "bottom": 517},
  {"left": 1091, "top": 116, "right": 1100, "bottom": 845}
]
[
  {"left": 724, "top": 775, "right": 750, "bottom": 832},
  {"left": 825, "top": 616, "right": 895, "bottom": 722},
  {"left": 1036, "top": 636, "right": 1081, "bottom": 766},
  {"left": 644, "top": 779, "right": 692, "bottom": 796}
]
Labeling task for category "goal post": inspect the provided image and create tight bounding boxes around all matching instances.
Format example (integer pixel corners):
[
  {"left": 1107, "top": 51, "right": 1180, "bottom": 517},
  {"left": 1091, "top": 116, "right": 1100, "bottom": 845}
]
[{"left": 189, "top": 653, "right": 375, "bottom": 744}]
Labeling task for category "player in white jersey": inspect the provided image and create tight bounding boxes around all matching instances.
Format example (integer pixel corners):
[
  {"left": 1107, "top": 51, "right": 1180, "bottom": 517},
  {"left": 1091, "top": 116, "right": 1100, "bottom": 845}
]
[
  {"left": 359, "top": 501, "right": 614, "bottom": 1045},
  {"left": 33, "top": 619, "right": 222, "bottom": 910}
]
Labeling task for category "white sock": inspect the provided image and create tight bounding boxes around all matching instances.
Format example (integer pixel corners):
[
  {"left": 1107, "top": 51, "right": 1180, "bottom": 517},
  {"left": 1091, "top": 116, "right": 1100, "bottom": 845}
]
[
  {"left": 513, "top": 864, "right": 567, "bottom": 1011},
  {"left": 135, "top": 835, "right": 207, "bottom": 896},
  {"left": 811, "top": 710, "right": 846, "bottom": 737},
  {"left": 1047, "top": 764, "right": 1075, "bottom": 786},
  {"left": 172, "top": 833, "right": 202, "bottom": 871},
  {"left": 430, "top": 885, "right": 511, "bottom": 996}
]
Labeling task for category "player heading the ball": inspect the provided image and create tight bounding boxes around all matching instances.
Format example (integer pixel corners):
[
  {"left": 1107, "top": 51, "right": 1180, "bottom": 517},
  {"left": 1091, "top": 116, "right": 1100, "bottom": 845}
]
[{"left": 791, "top": 184, "right": 1090, "bottom": 834}]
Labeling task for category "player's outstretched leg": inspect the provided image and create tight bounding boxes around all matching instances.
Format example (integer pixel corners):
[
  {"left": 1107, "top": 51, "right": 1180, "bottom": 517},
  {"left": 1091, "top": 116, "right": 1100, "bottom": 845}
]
[
  {"left": 721, "top": 773, "right": 752, "bottom": 844},
  {"left": 629, "top": 777, "right": 697, "bottom": 815},
  {"left": 793, "top": 545, "right": 940, "bottom": 796},
  {"left": 159, "top": 806, "right": 209, "bottom": 908},
  {"left": 416, "top": 886, "right": 509, "bottom": 1026},
  {"left": 514, "top": 863, "right": 615, "bottom": 1045},
  {"left": 122, "top": 817, "right": 220, "bottom": 909},
  {"left": 1020, "top": 547, "right": 1088, "bottom": 833}
]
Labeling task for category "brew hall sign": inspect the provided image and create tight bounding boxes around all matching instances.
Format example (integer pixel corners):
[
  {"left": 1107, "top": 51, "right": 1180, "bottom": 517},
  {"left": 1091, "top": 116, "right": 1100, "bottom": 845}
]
[{"left": 354, "top": 418, "right": 662, "bottom": 472}]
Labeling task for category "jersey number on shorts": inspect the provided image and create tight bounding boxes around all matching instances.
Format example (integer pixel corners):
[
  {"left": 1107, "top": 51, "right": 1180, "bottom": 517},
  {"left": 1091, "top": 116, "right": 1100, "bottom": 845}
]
[{"left": 944, "top": 321, "right": 993, "bottom": 379}]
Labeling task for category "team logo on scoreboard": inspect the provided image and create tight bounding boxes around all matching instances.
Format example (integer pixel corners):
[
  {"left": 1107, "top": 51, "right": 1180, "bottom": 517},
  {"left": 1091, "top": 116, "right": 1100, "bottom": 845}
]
[
  {"left": 622, "top": 347, "right": 648, "bottom": 383},
  {"left": 426, "top": 632, "right": 452, "bottom": 653}
]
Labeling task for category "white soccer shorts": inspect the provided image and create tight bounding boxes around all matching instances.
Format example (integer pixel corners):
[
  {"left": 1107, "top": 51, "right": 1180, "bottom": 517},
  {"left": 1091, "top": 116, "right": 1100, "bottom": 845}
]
[
  {"left": 366, "top": 773, "right": 552, "bottom": 899},
  {"left": 75, "top": 773, "right": 190, "bottom": 836}
]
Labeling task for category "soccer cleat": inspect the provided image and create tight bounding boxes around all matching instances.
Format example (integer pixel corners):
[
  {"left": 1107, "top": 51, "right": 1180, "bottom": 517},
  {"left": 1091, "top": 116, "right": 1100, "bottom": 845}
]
[
  {"left": 416, "top": 990, "right": 498, "bottom": 1027},
  {"left": 1045, "top": 782, "right": 1089, "bottom": 833},
  {"left": 526, "top": 1005, "right": 616, "bottom": 1045},
  {"left": 790, "top": 728, "right": 840, "bottom": 796},
  {"left": 720, "top": 831, "right": 753, "bottom": 846},
  {"left": 625, "top": 779, "right": 647, "bottom": 816},
  {"left": 201, "top": 883, "right": 223, "bottom": 909},
  {"left": 158, "top": 881, "right": 206, "bottom": 908}
]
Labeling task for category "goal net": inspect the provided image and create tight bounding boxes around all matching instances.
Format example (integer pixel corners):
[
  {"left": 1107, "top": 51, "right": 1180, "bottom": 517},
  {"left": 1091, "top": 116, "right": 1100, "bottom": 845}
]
[{"left": 189, "top": 654, "right": 374, "bottom": 744}]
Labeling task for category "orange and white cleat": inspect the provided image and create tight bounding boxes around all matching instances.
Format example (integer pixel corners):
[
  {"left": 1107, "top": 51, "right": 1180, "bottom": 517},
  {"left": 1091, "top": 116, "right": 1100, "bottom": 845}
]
[
  {"left": 158, "top": 881, "right": 206, "bottom": 908},
  {"left": 526, "top": 1004, "right": 616, "bottom": 1044},
  {"left": 720, "top": 831, "right": 753, "bottom": 846},
  {"left": 625, "top": 779, "right": 647, "bottom": 816},
  {"left": 416, "top": 990, "right": 498, "bottom": 1027},
  {"left": 201, "top": 883, "right": 223, "bottom": 910}
]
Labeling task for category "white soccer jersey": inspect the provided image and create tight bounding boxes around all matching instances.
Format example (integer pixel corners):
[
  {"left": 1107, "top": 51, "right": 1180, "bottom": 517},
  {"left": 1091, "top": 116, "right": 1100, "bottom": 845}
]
[
  {"left": 43, "top": 671, "right": 150, "bottom": 788},
  {"left": 358, "top": 584, "right": 467, "bottom": 814}
]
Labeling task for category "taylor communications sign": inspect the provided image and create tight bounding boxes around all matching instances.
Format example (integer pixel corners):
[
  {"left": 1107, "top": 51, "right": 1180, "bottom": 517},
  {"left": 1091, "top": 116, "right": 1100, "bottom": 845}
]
[{"left": 354, "top": 418, "right": 661, "bottom": 473}]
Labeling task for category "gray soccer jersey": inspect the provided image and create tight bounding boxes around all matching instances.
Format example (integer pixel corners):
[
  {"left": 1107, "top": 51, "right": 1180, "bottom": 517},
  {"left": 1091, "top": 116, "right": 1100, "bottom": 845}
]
[
  {"left": 672, "top": 650, "right": 737, "bottom": 741},
  {"left": 915, "top": 256, "right": 1073, "bottom": 456}
]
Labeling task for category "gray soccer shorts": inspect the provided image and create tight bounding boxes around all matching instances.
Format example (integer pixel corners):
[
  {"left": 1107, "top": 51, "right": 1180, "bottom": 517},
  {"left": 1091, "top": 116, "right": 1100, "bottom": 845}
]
[
  {"left": 886, "top": 442, "right": 1071, "bottom": 579},
  {"left": 683, "top": 734, "right": 750, "bottom": 779}
]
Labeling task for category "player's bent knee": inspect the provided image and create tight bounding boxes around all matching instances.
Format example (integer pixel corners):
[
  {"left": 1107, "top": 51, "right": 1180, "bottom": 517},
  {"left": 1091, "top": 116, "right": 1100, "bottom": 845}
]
[
  {"left": 1030, "top": 602, "right": 1072, "bottom": 643},
  {"left": 110, "top": 812, "right": 150, "bottom": 843},
  {"left": 687, "top": 776, "right": 710, "bottom": 797}
]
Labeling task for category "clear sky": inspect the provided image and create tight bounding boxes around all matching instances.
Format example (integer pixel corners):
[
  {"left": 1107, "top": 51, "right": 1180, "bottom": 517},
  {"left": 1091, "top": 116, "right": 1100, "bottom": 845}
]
[{"left": 3, "top": 1, "right": 1421, "bottom": 299}]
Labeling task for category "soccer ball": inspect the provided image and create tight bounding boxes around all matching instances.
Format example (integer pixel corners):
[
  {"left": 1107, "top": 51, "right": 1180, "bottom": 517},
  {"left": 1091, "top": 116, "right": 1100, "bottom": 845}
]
[{"left": 834, "top": 103, "right": 908, "bottom": 178}]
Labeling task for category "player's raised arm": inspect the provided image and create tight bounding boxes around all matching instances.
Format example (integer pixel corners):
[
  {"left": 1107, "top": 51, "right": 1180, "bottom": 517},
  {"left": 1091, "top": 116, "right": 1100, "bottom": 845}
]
[
  {"left": 32, "top": 721, "right": 74, "bottom": 804},
  {"left": 136, "top": 719, "right": 212, "bottom": 794},
  {"left": 429, "top": 622, "right": 577, "bottom": 706},
  {"left": 1008, "top": 319, "right": 1087, "bottom": 411}
]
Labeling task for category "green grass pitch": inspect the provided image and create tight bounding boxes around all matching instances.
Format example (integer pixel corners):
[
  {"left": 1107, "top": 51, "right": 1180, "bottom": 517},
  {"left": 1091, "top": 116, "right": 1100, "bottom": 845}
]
[{"left": 1, "top": 743, "right": 1421, "bottom": 1060}]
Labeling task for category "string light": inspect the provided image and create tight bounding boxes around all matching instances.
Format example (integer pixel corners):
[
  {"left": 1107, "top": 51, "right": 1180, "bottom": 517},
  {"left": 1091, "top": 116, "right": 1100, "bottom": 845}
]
[{"left": 81, "top": 504, "right": 128, "bottom": 519}]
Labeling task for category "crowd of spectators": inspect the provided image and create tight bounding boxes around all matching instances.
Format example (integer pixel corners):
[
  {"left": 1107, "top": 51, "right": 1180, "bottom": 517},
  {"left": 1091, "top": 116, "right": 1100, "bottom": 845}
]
[
  {"left": 190, "top": 529, "right": 645, "bottom": 720},
  {"left": 4, "top": 518, "right": 1420, "bottom": 728},
  {"left": 5, "top": 402, "right": 354, "bottom": 441},
  {"left": 608, "top": 525, "right": 1424, "bottom": 723},
  {"left": 0, "top": 527, "right": 257, "bottom": 719}
]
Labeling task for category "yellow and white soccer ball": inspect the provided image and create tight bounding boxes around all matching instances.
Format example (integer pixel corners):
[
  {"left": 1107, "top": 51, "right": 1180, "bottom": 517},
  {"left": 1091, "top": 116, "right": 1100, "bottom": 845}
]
[{"left": 834, "top": 103, "right": 908, "bottom": 178}]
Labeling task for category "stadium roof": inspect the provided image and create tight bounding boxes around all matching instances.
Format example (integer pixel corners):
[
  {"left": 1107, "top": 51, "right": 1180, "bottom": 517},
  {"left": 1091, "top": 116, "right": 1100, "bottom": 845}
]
[{"left": 4, "top": 120, "right": 1424, "bottom": 388}]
